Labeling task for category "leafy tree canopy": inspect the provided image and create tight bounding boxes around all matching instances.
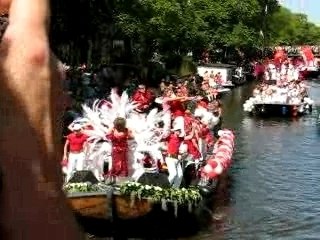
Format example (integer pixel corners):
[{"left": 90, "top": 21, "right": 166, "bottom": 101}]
[{"left": 49, "top": 0, "right": 320, "bottom": 65}]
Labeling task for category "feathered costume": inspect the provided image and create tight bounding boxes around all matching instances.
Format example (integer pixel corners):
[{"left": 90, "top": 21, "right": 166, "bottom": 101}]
[
  {"left": 66, "top": 88, "right": 223, "bottom": 185},
  {"left": 69, "top": 88, "right": 170, "bottom": 181}
]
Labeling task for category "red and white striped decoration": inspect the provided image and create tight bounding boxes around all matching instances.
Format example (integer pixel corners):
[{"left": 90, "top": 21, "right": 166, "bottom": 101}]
[{"left": 201, "top": 129, "right": 235, "bottom": 180}]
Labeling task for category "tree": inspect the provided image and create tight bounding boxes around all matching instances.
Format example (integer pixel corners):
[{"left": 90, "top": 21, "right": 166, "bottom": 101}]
[
  {"left": 48, "top": 0, "right": 320, "bottom": 66},
  {"left": 267, "top": 7, "right": 320, "bottom": 46}
]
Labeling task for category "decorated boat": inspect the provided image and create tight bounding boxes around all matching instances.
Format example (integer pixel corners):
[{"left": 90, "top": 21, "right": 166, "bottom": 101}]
[
  {"left": 65, "top": 131, "right": 235, "bottom": 236},
  {"left": 197, "top": 63, "right": 238, "bottom": 89},
  {"left": 62, "top": 88, "right": 235, "bottom": 236},
  {"left": 273, "top": 45, "right": 320, "bottom": 79},
  {"left": 243, "top": 83, "right": 314, "bottom": 117}
]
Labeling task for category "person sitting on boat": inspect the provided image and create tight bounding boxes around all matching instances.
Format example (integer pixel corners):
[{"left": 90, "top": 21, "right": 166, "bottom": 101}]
[
  {"left": 106, "top": 117, "right": 134, "bottom": 183},
  {"left": 131, "top": 83, "right": 155, "bottom": 113},
  {"left": 209, "top": 70, "right": 215, "bottom": 79},
  {"left": 164, "top": 124, "right": 185, "bottom": 188},
  {"left": 208, "top": 76, "right": 217, "bottom": 88},
  {"left": 63, "top": 123, "right": 89, "bottom": 182},
  {"left": 193, "top": 108, "right": 214, "bottom": 162},
  {"left": 203, "top": 71, "right": 210, "bottom": 81},
  {"left": 214, "top": 72, "right": 223, "bottom": 85}
]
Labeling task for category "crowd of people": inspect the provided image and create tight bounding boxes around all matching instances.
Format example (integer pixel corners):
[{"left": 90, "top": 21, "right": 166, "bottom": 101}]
[
  {"left": 251, "top": 80, "right": 309, "bottom": 104},
  {"left": 62, "top": 78, "right": 224, "bottom": 187}
]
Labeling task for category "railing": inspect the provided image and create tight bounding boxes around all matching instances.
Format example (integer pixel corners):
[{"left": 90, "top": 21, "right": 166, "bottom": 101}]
[{"left": 268, "top": 46, "right": 320, "bottom": 55}]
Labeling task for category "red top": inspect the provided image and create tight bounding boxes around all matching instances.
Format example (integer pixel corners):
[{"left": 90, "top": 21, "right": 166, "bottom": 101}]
[
  {"left": 168, "top": 100, "right": 185, "bottom": 117},
  {"left": 67, "top": 133, "right": 88, "bottom": 152},
  {"left": 106, "top": 129, "right": 129, "bottom": 152},
  {"left": 166, "top": 133, "right": 183, "bottom": 155},
  {"left": 201, "top": 126, "right": 214, "bottom": 145},
  {"left": 131, "top": 89, "right": 154, "bottom": 111}
]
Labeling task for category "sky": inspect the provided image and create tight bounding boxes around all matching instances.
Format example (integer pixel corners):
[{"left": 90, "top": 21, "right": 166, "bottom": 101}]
[{"left": 281, "top": 0, "right": 320, "bottom": 24}]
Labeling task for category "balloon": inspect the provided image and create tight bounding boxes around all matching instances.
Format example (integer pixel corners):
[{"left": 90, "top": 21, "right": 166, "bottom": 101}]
[
  {"left": 215, "top": 152, "right": 231, "bottom": 160},
  {"left": 207, "top": 170, "right": 219, "bottom": 179},
  {"left": 212, "top": 161, "right": 223, "bottom": 175},
  {"left": 207, "top": 158, "right": 218, "bottom": 168},
  {"left": 215, "top": 157, "right": 228, "bottom": 169},
  {"left": 203, "top": 164, "right": 214, "bottom": 174},
  {"left": 217, "top": 145, "right": 233, "bottom": 153},
  {"left": 216, "top": 148, "right": 232, "bottom": 158}
]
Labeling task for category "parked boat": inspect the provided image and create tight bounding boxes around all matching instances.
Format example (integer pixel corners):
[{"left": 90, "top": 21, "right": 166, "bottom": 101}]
[{"left": 197, "top": 63, "right": 246, "bottom": 87}]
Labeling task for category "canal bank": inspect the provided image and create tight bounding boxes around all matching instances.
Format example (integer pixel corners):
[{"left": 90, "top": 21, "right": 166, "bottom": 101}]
[{"left": 193, "top": 80, "right": 320, "bottom": 240}]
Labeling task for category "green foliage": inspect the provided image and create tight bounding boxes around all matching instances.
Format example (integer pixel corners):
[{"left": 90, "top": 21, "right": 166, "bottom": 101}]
[
  {"left": 267, "top": 7, "right": 320, "bottom": 46},
  {"left": 50, "top": 0, "right": 320, "bottom": 65},
  {"left": 63, "top": 182, "right": 109, "bottom": 193}
]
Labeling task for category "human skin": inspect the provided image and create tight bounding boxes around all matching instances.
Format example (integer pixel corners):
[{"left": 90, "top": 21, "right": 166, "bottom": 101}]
[{"left": 0, "top": 0, "right": 82, "bottom": 239}]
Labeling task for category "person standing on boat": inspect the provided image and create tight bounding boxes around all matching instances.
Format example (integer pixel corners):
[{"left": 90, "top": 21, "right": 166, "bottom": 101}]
[
  {"left": 183, "top": 116, "right": 202, "bottom": 164},
  {"left": 131, "top": 83, "right": 155, "bottom": 113},
  {"left": 63, "top": 123, "right": 89, "bottom": 182},
  {"left": 164, "top": 125, "right": 185, "bottom": 188},
  {"left": 106, "top": 117, "right": 133, "bottom": 183},
  {"left": 301, "top": 46, "right": 315, "bottom": 67}
]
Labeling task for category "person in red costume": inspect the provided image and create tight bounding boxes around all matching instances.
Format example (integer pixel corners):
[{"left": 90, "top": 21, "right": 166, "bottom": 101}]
[
  {"left": 301, "top": 45, "right": 314, "bottom": 67},
  {"left": 131, "top": 83, "right": 155, "bottom": 113},
  {"left": 184, "top": 120, "right": 201, "bottom": 161},
  {"left": 63, "top": 123, "right": 89, "bottom": 182},
  {"left": 198, "top": 119, "right": 214, "bottom": 160},
  {"left": 106, "top": 117, "right": 133, "bottom": 183},
  {"left": 214, "top": 72, "right": 223, "bottom": 85},
  {"left": 274, "top": 47, "right": 286, "bottom": 69}
]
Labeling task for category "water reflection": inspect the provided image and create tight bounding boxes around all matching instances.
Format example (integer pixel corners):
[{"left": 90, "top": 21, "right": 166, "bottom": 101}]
[{"left": 192, "top": 81, "right": 320, "bottom": 240}]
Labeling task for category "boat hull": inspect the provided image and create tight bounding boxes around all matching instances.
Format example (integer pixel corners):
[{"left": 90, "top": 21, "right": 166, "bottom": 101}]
[
  {"left": 251, "top": 103, "right": 307, "bottom": 117},
  {"left": 300, "top": 70, "right": 320, "bottom": 79},
  {"left": 67, "top": 178, "right": 223, "bottom": 237},
  {"left": 67, "top": 192, "right": 153, "bottom": 220},
  {"left": 232, "top": 75, "right": 247, "bottom": 85}
]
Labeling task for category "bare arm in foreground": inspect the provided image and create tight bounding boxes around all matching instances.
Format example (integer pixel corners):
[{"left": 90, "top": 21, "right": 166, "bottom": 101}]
[{"left": 0, "top": 0, "right": 82, "bottom": 239}]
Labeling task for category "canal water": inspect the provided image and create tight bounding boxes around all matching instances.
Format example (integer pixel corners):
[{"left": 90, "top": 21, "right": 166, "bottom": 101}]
[{"left": 192, "top": 80, "right": 320, "bottom": 240}]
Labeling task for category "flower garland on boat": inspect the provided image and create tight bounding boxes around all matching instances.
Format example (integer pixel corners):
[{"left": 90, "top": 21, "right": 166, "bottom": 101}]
[
  {"left": 119, "top": 182, "right": 202, "bottom": 205},
  {"left": 63, "top": 182, "right": 109, "bottom": 193},
  {"left": 63, "top": 181, "right": 202, "bottom": 206}
]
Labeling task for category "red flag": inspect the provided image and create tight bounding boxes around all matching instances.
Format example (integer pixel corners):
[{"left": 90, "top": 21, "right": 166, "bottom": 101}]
[{"left": 301, "top": 46, "right": 314, "bottom": 62}]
